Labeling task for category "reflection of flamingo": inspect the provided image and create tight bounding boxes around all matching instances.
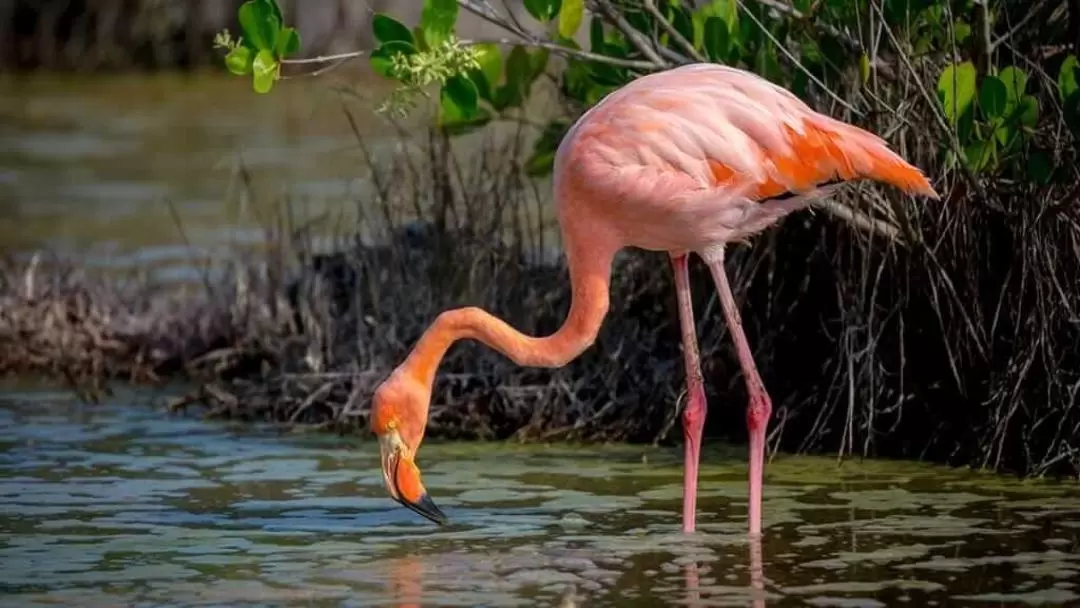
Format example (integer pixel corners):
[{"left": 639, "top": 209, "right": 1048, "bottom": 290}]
[
  {"left": 387, "top": 555, "right": 423, "bottom": 608},
  {"left": 682, "top": 534, "right": 765, "bottom": 607},
  {"left": 369, "top": 63, "right": 938, "bottom": 535}
]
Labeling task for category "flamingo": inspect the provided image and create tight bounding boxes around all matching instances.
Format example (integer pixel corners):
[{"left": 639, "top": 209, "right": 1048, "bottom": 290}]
[{"left": 369, "top": 63, "right": 938, "bottom": 536}]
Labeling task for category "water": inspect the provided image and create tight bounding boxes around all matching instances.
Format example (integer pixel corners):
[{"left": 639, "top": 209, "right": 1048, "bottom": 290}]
[
  {"left": 0, "top": 72, "right": 389, "bottom": 263},
  {"left": 2, "top": 72, "right": 1079, "bottom": 607},
  {"left": 0, "top": 72, "right": 558, "bottom": 279},
  {"left": 1, "top": 385, "right": 1078, "bottom": 606}
]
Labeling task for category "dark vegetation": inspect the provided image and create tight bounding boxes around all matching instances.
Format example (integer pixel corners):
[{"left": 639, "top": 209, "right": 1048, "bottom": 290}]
[{"left": 3, "top": 0, "right": 1080, "bottom": 479}]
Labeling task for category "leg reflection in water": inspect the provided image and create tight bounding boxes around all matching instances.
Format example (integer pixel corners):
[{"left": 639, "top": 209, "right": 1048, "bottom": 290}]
[{"left": 682, "top": 534, "right": 766, "bottom": 607}]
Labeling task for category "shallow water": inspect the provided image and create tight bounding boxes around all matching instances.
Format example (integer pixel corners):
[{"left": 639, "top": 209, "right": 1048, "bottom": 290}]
[{"left": 1, "top": 385, "right": 1078, "bottom": 606}]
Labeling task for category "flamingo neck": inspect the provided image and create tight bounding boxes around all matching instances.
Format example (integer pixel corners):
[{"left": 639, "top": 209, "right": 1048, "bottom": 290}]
[{"left": 399, "top": 235, "right": 617, "bottom": 391}]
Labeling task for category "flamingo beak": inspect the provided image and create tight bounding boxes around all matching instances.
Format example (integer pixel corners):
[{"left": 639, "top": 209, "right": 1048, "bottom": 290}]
[
  {"left": 396, "top": 484, "right": 447, "bottom": 526},
  {"left": 379, "top": 433, "right": 448, "bottom": 526}
]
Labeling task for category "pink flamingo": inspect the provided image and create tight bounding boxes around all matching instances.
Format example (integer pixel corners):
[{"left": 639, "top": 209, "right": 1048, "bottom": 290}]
[{"left": 369, "top": 63, "right": 938, "bottom": 536}]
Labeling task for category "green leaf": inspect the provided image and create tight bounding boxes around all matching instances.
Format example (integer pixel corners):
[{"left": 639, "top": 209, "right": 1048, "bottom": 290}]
[
  {"left": 412, "top": 26, "right": 429, "bottom": 52},
  {"left": 963, "top": 138, "right": 995, "bottom": 172},
  {"left": 859, "top": 53, "right": 871, "bottom": 85},
  {"left": 1017, "top": 95, "right": 1038, "bottom": 128},
  {"left": 525, "top": 119, "right": 571, "bottom": 176},
  {"left": 996, "top": 65, "right": 1028, "bottom": 113},
  {"left": 1026, "top": 150, "right": 1052, "bottom": 185},
  {"left": 589, "top": 16, "right": 606, "bottom": 52},
  {"left": 471, "top": 43, "right": 502, "bottom": 99},
  {"left": 585, "top": 83, "right": 617, "bottom": 105},
  {"left": 529, "top": 47, "right": 550, "bottom": 80},
  {"left": 1062, "top": 91, "right": 1080, "bottom": 142},
  {"left": 666, "top": 4, "right": 694, "bottom": 50},
  {"left": 979, "top": 75, "right": 1006, "bottom": 119},
  {"left": 262, "top": 0, "right": 283, "bottom": 28},
  {"left": 702, "top": 17, "right": 729, "bottom": 62},
  {"left": 698, "top": 0, "right": 738, "bottom": 34},
  {"left": 442, "top": 107, "right": 493, "bottom": 136},
  {"left": 421, "top": 0, "right": 457, "bottom": 45},
  {"left": 524, "top": 0, "right": 561, "bottom": 22},
  {"left": 494, "top": 46, "right": 531, "bottom": 110},
  {"left": 953, "top": 21, "right": 971, "bottom": 44},
  {"left": 372, "top": 13, "right": 414, "bottom": 45},
  {"left": 558, "top": 0, "right": 584, "bottom": 38},
  {"left": 225, "top": 46, "right": 253, "bottom": 76},
  {"left": 252, "top": 49, "right": 278, "bottom": 93},
  {"left": 937, "top": 61, "right": 977, "bottom": 125},
  {"left": 1058, "top": 55, "right": 1079, "bottom": 102},
  {"left": 277, "top": 27, "right": 300, "bottom": 57},
  {"left": 237, "top": 0, "right": 281, "bottom": 52},
  {"left": 525, "top": 150, "right": 556, "bottom": 176},
  {"left": 441, "top": 75, "right": 479, "bottom": 121},
  {"left": 993, "top": 123, "right": 1014, "bottom": 147},
  {"left": 369, "top": 40, "right": 416, "bottom": 80}
]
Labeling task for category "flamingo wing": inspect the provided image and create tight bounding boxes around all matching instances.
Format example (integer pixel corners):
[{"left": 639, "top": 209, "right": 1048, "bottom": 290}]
[{"left": 559, "top": 64, "right": 937, "bottom": 213}]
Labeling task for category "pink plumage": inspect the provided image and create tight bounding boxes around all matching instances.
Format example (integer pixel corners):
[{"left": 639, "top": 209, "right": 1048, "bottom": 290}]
[{"left": 555, "top": 63, "right": 937, "bottom": 252}]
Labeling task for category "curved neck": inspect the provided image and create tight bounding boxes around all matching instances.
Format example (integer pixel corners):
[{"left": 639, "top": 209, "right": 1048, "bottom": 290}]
[{"left": 400, "top": 234, "right": 618, "bottom": 389}]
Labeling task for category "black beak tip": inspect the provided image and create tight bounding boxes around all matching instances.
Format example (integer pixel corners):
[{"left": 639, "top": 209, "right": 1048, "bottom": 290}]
[{"left": 403, "top": 493, "right": 449, "bottom": 526}]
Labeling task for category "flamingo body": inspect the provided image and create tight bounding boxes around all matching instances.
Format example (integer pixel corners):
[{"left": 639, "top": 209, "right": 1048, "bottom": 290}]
[
  {"left": 369, "top": 63, "right": 937, "bottom": 537},
  {"left": 555, "top": 64, "right": 934, "bottom": 253}
]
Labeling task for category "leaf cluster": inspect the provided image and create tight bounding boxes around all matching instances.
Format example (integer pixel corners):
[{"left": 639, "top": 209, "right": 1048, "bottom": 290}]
[
  {"left": 214, "top": 0, "right": 301, "bottom": 93},
  {"left": 216, "top": 0, "right": 1079, "bottom": 187}
]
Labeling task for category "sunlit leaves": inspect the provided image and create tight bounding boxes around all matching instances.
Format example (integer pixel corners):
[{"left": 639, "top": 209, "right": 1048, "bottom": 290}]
[
  {"left": 558, "top": 0, "right": 585, "bottom": 38},
  {"left": 238, "top": 0, "right": 280, "bottom": 53},
  {"left": 997, "top": 66, "right": 1028, "bottom": 116},
  {"left": 524, "top": 0, "right": 562, "bottom": 22},
  {"left": 939, "top": 61, "right": 1047, "bottom": 177},
  {"left": 421, "top": 0, "right": 457, "bottom": 45},
  {"left": 702, "top": 17, "right": 729, "bottom": 62},
  {"left": 373, "top": 13, "right": 414, "bottom": 45},
  {"left": 225, "top": 46, "right": 253, "bottom": 76},
  {"left": 217, "top": 0, "right": 301, "bottom": 93},
  {"left": 252, "top": 49, "right": 277, "bottom": 93},
  {"left": 441, "top": 74, "right": 480, "bottom": 123},
  {"left": 469, "top": 43, "right": 503, "bottom": 102},
  {"left": 1058, "top": 55, "right": 1080, "bottom": 143},
  {"left": 1059, "top": 55, "right": 1080, "bottom": 102},
  {"left": 938, "top": 61, "right": 976, "bottom": 125}
]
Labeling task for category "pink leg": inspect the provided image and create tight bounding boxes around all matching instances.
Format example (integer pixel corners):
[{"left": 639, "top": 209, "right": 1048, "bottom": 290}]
[
  {"left": 702, "top": 247, "right": 771, "bottom": 537},
  {"left": 671, "top": 253, "right": 707, "bottom": 534}
]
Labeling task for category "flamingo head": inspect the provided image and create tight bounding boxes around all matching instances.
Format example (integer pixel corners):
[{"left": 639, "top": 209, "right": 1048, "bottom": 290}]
[{"left": 369, "top": 372, "right": 447, "bottom": 525}]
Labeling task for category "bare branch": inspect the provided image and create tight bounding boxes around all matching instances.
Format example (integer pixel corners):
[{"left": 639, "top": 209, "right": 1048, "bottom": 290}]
[
  {"left": 818, "top": 200, "right": 902, "bottom": 244},
  {"left": 282, "top": 39, "right": 658, "bottom": 74},
  {"left": 744, "top": 0, "right": 862, "bottom": 52},
  {"left": 643, "top": 0, "right": 707, "bottom": 62},
  {"left": 735, "top": 0, "right": 865, "bottom": 117},
  {"left": 591, "top": 0, "right": 670, "bottom": 67}
]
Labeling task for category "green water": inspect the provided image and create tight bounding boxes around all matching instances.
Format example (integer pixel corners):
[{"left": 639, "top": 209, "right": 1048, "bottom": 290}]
[
  {"left": 1, "top": 385, "right": 1078, "bottom": 607},
  {"left": 0, "top": 72, "right": 558, "bottom": 280}
]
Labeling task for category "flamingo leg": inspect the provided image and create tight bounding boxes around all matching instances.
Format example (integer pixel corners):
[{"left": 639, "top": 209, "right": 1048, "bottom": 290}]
[
  {"left": 671, "top": 253, "right": 707, "bottom": 534},
  {"left": 702, "top": 247, "right": 771, "bottom": 537}
]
